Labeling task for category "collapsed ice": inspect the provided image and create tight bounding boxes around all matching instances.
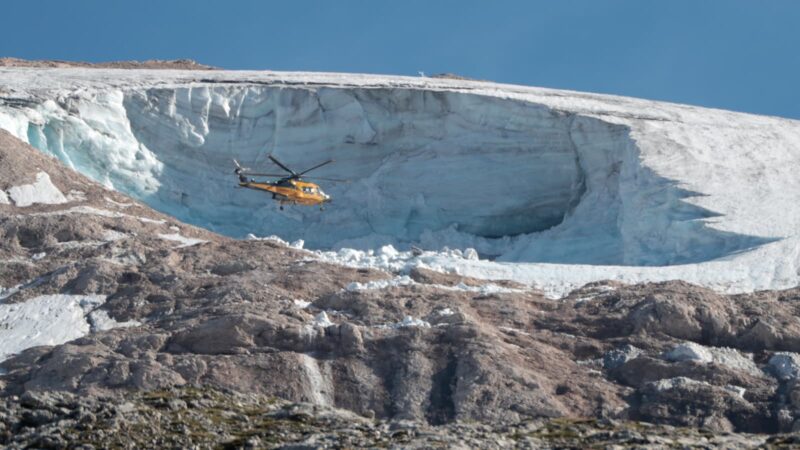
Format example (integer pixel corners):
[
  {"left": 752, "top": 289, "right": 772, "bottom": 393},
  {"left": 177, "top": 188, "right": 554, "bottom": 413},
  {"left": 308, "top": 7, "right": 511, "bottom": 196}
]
[{"left": 0, "top": 69, "right": 799, "bottom": 294}]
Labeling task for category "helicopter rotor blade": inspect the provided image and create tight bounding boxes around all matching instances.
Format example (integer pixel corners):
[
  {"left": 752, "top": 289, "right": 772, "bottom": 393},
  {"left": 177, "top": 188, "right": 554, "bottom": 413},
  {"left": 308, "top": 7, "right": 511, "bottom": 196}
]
[
  {"left": 300, "top": 176, "right": 350, "bottom": 183},
  {"left": 268, "top": 154, "right": 298, "bottom": 176},
  {"left": 298, "top": 159, "right": 334, "bottom": 176},
  {"left": 239, "top": 172, "right": 289, "bottom": 177}
]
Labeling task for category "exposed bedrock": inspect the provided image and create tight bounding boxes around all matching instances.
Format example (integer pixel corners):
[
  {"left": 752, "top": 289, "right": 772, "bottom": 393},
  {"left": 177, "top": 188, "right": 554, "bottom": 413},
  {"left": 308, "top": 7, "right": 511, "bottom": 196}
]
[{"left": 9, "top": 85, "right": 771, "bottom": 265}]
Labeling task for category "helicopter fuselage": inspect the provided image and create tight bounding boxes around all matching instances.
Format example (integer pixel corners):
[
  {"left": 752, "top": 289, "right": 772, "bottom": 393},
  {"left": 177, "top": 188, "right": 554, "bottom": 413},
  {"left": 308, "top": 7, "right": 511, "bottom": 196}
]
[{"left": 239, "top": 178, "right": 330, "bottom": 206}]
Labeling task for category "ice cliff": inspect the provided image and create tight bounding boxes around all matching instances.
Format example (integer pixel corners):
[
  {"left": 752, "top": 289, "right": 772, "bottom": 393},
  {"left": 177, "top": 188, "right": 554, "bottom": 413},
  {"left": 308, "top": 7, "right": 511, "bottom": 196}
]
[{"left": 1, "top": 68, "right": 799, "bottom": 295}]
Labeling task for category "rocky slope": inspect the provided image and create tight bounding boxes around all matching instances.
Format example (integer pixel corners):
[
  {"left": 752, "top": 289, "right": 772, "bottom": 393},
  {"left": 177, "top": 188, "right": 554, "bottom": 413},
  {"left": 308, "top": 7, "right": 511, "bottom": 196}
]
[
  {"left": 0, "top": 386, "right": 780, "bottom": 449},
  {"left": 4, "top": 128, "right": 800, "bottom": 446}
]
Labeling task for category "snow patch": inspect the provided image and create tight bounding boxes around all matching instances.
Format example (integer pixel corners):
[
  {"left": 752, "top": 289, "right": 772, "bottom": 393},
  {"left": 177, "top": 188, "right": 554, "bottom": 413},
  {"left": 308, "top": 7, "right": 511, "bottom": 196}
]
[
  {"left": 66, "top": 190, "right": 87, "bottom": 202},
  {"left": 435, "top": 308, "right": 455, "bottom": 316},
  {"left": 293, "top": 299, "right": 311, "bottom": 309},
  {"left": 664, "top": 342, "right": 761, "bottom": 376},
  {"left": 725, "top": 385, "right": 747, "bottom": 398},
  {"left": 345, "top": 275, "right": 415, "bottom": 292},
  {"left": 246, "top": 234, "right": 305, "bottom": 249},
  {"left": 664, "top": 342, "right": 713, "bottom": 363},
  {"left": 312, "top": 311, "right": 334, "bottom": 328},
  {"left": 105, "top": 196, "right": 133, "bottom": 208},
  {"left": 7, "top": 171, "right": 68, "bottom": 207},
  {"left": 138, "top": 216, "right": 166, "bottom": 225},
  {"left": 0, "top": 190, "right": 9, "bottom": 205},
  {"left": 376, "top": 316, "right": 431, "bottom": 329},
  {"left": 396, "top": 316, "right": 431, "bottom": 328},
  {"left": 0, "top": 294, "right": 104, "bottom": 362},
  {"left": 157, "top": 233, "right": 208, "bottom": 248},
  {"left": 342, "top": 273, "right": 525, "bottom": 296},
  {"left": 22, "top": 205, "right": 125, "bottom": 218}
]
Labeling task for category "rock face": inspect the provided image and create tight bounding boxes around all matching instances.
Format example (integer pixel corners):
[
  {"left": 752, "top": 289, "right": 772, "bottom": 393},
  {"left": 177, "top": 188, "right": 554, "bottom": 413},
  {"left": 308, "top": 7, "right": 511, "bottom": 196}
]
[{"left": 4, "top": 128, "right": 800, "bottom": 445}]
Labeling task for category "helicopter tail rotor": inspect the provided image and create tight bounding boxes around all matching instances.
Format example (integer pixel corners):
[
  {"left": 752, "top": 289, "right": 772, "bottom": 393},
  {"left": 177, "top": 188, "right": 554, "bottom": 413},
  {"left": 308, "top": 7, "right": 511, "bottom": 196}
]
[
  {"left": 233, "top": 159, "right": 254, "bottom": 183},
  {"left": 233, "top": 159, "right": 250, "bottom": 174}
]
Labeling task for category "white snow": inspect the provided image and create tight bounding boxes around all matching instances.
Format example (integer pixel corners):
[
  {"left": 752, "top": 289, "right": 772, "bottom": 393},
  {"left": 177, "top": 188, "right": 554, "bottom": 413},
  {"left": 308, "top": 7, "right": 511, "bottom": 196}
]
[
  {"left": 435, "top": 308, "right": 455, "bottom": 316},
  {"left": 138, "top": 217, "right": 166, "bottom": 225},
  {"left": 1, "top": 68, "right": 800, "bottom": 297},
  {"left": 376, "top": 315, "right": 431, "bottom": 329},
  {"left": 157, "top": 233, "right": 207, "bottom": 248},
  {"left": 0, "top": 294, "right": 104, "bottom": 361},
  {"left": 342, "top": 273, "right": 525, "bottom": 296},
  {"left": 246, "top": 234, "right": 305, "bottom": 249},
  {"left": 21, "top": 205, "right": 125, "bottom": 218},
  {"left": 345, "top": 275, "right": 415, "bottom": 292},
  {"left": 6, "top": 171, "right": 68, "bottom": 207},
  {"left": 664, "top": 342, "right": 761, "bottom": 376},
  {"left": 105, "top": 196, "right": 133, "bottom": 208},
  {"left": 312, "top": 311, "right": 334, "bottom": 328},
  {"left": 293, "top": 299, "right": 311, "bottom": 309},
  {"left": 0, "top": 292, "right": 144, "bottom": 362},
  {"left": 396, "top": 316, "right": 431, "bottom": 328},
  {"left": 66, "top": 190, "right": 87, "bottom": 202},
  {"left": 0, "top": 190, "right": 9, "bottom": 205},
  {"left": 725, "top": 385, "right": 747, "bottom": 398},
  {"left": 664, "top": 342, "right": 714, "bottom": 363}
]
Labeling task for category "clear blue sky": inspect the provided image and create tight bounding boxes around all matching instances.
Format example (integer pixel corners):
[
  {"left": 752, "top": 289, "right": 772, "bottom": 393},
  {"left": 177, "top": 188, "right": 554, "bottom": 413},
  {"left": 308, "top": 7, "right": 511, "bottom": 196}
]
[{"left": 3, "top": 1, "right": 799, "bottom": 119}]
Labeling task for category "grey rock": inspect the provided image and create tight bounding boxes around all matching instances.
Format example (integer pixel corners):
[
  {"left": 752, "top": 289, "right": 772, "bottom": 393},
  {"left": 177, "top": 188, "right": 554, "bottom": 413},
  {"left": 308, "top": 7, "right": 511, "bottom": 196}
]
[{"left": 603, "top": 344, "right": 642, "bottom": 369}]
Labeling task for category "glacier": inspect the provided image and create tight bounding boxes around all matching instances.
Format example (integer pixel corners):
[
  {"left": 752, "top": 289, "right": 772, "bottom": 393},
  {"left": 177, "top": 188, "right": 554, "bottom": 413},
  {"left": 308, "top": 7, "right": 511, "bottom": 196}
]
[{"left": 1, "top": 68, "right": 799, "bottom": 296}]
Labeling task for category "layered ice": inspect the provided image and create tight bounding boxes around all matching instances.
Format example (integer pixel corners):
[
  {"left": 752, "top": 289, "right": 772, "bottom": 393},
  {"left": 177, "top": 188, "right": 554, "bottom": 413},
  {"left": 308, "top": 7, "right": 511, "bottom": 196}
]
[{"left": 1, "top": 68, "right": 799, "bottom": 295}]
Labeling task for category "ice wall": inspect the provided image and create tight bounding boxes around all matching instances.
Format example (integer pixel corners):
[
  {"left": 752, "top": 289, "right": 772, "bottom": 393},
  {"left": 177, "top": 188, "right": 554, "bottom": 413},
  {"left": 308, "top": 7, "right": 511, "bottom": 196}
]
[{"left": 0, "top": 82, "right": 774, "bottom": 266}]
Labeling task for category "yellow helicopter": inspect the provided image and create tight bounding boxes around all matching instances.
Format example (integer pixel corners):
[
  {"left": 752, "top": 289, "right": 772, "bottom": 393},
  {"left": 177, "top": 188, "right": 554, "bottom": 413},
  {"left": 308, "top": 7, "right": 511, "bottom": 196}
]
[{"left": 233, "top": 154, "right": 345, "bottom": 210}]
